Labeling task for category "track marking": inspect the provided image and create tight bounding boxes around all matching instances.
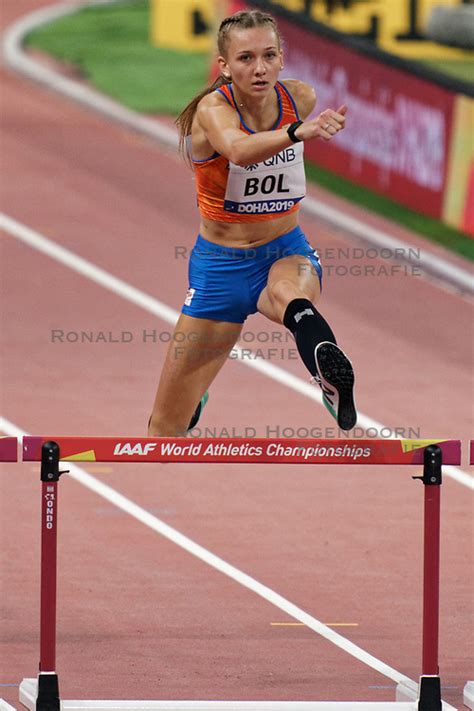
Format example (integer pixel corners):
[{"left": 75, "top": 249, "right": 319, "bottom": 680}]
[
  {"left": 0, "top": 415, "right": 416, "bottom": 686},
  {"left": 271, "top": 623, "right": 359, "bottom": 627},
  {"left": 1, "top": 212, "right": 472, "bottom": 491}
]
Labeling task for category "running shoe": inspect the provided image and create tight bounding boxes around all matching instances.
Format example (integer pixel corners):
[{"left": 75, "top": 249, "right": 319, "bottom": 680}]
[
  {"left": 187, "top": 390, "right": 209, "bottom": 431},
  {"left": 312, "top": 342, "right": 356, "bottom": 430},
  {"left": 147, "top": 391, "right": 209, "bottom": 434}
]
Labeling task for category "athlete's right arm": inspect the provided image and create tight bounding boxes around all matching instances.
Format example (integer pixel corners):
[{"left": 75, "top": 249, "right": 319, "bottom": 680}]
[{"left": 195, "top": 93, "right": 297, "bottom": 167}]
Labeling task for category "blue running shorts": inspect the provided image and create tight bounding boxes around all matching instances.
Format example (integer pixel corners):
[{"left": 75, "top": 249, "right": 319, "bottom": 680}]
[{"left": 181, "top": 225, "right": 323, "bottom": 324}]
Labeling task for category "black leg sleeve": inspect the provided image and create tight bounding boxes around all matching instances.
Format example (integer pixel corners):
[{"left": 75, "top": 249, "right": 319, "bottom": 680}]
[{"left": 283, "top": 298, "right": 337, "bottom": 377}]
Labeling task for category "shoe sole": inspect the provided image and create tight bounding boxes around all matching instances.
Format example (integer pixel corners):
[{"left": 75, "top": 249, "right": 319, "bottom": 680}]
[{"left": 316, "top": 343, "right": 357, "bottom": 430}]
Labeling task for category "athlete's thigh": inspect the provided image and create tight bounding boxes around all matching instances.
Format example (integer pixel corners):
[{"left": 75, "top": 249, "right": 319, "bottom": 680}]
[
  {"left": 153, "top": 313, "right": 242, "bottom": 416},
  {"left": 162, "top": 313, "right": 242, "bottom": 375},
  {"left": 257, "top": 255, "right": 321, "bottom": 322}
]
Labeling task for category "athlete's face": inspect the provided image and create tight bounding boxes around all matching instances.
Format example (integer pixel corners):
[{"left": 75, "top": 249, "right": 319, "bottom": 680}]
[{"left": 219, "top": 26, "right": 283, "bottom": 98}]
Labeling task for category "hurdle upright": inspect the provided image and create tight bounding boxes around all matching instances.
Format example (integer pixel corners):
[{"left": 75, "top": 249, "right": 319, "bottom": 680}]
[
  {"left": 462, "top": 442, "right": 474, "bottom": 711},
  {"left": 0, "top": 438, "right": 18, "bottom": 710},
  {"left": 19, "top": 437, "right": 461, "bottom": 711}
]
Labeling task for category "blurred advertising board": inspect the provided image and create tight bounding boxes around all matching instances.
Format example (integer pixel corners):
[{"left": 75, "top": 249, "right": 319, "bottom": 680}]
[
  {"left": 267, "top": 0, "right": 471, "bottom": 60},
  {"left": 241, "top": 2, "right": 473, "bottom": 235}
]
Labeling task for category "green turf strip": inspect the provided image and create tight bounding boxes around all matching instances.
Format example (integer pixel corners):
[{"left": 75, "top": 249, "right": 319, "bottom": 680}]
[
  {"left": 421, "top": 58, "right": 474, "bottom": 85},
  {"left": 24, "top": 0, "right": 209, "bottom": 114},
  {"left": 25, "top": 0, "right": 474, "bottom": 259}
]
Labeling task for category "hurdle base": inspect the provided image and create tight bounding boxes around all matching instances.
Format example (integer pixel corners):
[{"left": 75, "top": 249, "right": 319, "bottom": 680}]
[
  {"left": 34, "top": 672, "right": 60, "bottom": 711},
  {"left": 20, "top": 677, "right": 458, "bottom": 711},
  {"left": 396, "top": 678, "right": 456, "bottom": 711},
  {"left": 418, "top": 676, "right": 441, "bottom": 711},
  {"left": 464, "top": 681, "right": 474, "bottom": 710},
  {"left": 0, "top": 700, "right": 18, "bottom": 711}
]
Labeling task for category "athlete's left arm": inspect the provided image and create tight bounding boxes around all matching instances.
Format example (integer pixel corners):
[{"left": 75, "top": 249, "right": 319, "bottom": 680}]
[{"left": 281, "top": 80, "right": 317, "bottom": 120}]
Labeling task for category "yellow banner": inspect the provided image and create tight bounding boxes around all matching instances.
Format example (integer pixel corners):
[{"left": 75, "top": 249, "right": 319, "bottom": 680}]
[
  {"left": 275, "top": 0, "right": 473, "bottom": 59},
  {"left": 443, "top": 94, "right": 474, "bottom": 235}
]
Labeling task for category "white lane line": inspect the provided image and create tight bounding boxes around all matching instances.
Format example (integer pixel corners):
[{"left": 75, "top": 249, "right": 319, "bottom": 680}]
[
  {"left": 1, "top": 212, "right": 472, "bottom": 490},
  {"left": 2, "top": 0, "right": 473, "bottom": 296},
  {"left": 0, "top": 414, "right": 415, "bottom": 686},
  {"left": 1, "top": 1, "right": 178, "bottom": 148},
  {"left": 301, "top": 199, "right": 474, "bottom": 295}
]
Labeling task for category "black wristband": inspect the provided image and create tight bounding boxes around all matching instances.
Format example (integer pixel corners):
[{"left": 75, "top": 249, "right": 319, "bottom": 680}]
[{"left": 287, "top": 120, "right": 304, "bottom": 143}]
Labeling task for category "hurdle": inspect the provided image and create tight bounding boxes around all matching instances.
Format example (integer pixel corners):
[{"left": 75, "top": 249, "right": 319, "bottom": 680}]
[
  {"left": 18, "top": 437, "right": 461, "bottom": 711},
  {"left": 0, "top": 442, "right": 19, "bottom": 711},
  {"left": 0, "top": 436, "right": 18, "bottom": 461},
  {"left": 462, "top": 442, "right": 474, "bottom": 711}
]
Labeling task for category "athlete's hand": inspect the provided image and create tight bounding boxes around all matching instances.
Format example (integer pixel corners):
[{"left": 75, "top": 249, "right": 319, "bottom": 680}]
[{"left": 295, "top": 105, "right": 347, "bottom": 142}]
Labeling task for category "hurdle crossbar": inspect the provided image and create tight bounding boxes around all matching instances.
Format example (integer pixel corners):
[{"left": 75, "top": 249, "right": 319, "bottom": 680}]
[
  {"left": 21, "top": 438, "right": 461, "bottom": 711},
  {"left": 0, "top": 436, "right": 18, "bottom": 461},
  {"left": 22, "top": 437, "right": 461, "bottom": 465}
]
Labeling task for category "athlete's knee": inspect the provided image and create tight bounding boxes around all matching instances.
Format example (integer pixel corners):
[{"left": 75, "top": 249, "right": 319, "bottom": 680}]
[{"left": 268, "top": 278, "right": 307, "bottom": 307}]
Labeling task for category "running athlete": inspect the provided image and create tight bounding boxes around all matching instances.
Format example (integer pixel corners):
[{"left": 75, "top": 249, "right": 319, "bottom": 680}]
[{"left": 148, "top": 9, "right": 357, "bottom": 437}]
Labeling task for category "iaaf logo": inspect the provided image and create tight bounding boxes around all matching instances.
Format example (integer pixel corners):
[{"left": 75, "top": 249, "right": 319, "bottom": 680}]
[{"left": 113, "top": 442, "right": 157, "bottom": 456}]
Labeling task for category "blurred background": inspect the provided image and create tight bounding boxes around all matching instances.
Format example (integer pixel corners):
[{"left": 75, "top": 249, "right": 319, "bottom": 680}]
[
  {"left": 21, "top": 0, "right": 474, "bottom": 250},
  {"left": 1, "top": 4, "right": 473, "bottom": 707}
]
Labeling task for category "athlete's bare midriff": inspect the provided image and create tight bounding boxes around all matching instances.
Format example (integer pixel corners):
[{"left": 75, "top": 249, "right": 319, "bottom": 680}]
[{"left": 200, "top": 211, "right": 299, "bottom": 248}]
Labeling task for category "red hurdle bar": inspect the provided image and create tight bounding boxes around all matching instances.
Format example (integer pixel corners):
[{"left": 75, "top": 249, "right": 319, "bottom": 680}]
[
  {"left": 23, "top": 436, "right": 461, "bottom": 465},
  {"left": 40, "top": 475, "right": 58, "bottom": 673},
  {"left": 0, "top": 436, "right": 18, "bottom": 461},
  {"left": 24, "top": 437, "right": 461, "bottom": 711},
  {"left": 422, "top": 480, "right": 441, "bottom": 676},
  {"left": 413, "top": 445, "right": 443, "bottom": 710},
  {"left": 38, "top": 442, "right": 62, "bottom": 708},
  {"left": 470, "top": 439, "right": 474, "bottom": 465}
]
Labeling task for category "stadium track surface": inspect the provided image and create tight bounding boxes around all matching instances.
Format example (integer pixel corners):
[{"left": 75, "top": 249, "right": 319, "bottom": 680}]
[{"left": 1, "top": 1, "right": 473, "bottom": 707}]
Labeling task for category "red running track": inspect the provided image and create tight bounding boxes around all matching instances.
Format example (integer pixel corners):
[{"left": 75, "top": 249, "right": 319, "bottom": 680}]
[{"left": 1, "top": 1, "right": 473, "bottom": 706}]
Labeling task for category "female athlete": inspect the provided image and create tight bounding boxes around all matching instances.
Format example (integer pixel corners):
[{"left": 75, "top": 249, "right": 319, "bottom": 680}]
[{"left": 148, "top": 9, "right": 356, "bottom": 436}]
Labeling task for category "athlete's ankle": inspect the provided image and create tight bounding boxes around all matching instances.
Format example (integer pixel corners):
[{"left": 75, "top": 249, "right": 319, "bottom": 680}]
[{"left": 147, "top": 415, "right": 187, "bottom": 438}]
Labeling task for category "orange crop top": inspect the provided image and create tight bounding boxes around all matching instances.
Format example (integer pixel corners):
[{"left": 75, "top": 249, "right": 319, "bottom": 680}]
[{"left": 191, "top": 81, "right": 306, "bottom": 223}]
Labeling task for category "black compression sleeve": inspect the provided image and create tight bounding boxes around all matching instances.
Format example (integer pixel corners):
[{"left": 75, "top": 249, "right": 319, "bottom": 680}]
[{"left": 283, "top": 298, "right": 337, "bottom": 376}]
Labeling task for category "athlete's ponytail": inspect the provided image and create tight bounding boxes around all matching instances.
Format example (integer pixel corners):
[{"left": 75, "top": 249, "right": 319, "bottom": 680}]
[
  {"left": 175, "top": 10, "right": 281, "bottom": 159},
  {"left": 175, "top": 74, "right": 231, "bottom": 158}
]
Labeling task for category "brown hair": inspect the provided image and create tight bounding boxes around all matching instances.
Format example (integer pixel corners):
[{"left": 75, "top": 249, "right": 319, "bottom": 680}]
[{"left": 175, "top": 10, "right": 281, "bottom": 157}]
